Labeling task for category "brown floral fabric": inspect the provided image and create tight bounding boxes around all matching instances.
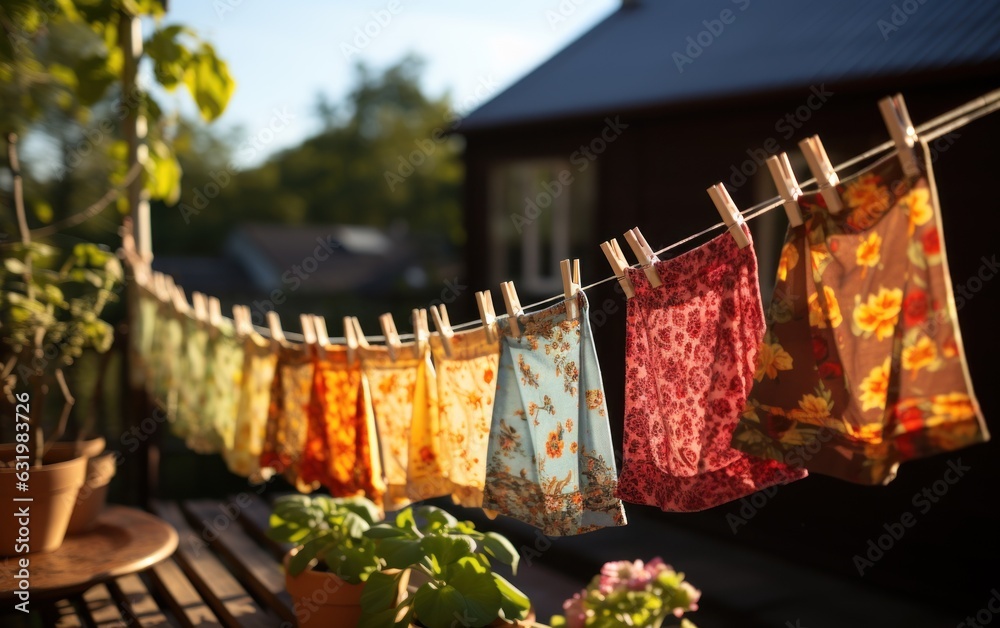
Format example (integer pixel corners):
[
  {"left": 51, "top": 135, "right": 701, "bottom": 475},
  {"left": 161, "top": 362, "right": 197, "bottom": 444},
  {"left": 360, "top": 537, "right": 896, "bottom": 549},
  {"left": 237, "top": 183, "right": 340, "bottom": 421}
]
[{"left": 731, "top": 147, "right": 989, "bottom": 484}]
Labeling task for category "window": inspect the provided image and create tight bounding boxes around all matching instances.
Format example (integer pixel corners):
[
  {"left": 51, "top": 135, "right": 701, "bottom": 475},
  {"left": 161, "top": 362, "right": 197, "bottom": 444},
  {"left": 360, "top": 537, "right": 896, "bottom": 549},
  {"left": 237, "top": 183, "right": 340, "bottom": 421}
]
[{"left": 488, "top": 158, "right": 597, "bottom": 295}]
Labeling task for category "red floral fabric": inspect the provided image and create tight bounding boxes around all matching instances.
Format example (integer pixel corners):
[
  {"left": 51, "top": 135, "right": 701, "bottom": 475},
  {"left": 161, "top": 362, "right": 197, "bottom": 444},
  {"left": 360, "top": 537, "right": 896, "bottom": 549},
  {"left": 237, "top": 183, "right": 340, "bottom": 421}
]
[{"left": 616, "top": 225, "right": 808, "bottom": 511}]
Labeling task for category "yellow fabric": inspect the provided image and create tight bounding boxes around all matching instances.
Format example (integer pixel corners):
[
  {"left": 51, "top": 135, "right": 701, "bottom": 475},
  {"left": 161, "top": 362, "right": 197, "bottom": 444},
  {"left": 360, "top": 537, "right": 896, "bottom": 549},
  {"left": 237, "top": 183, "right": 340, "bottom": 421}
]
[
  {"left": 362, "top": 341, "right": 450, "bottom": 509},
  {"left": 224, "top": 331, "right": 277, "bottom": 480},
  {"left": 429, "top": 327, "right": 499, "bottom": 508}
]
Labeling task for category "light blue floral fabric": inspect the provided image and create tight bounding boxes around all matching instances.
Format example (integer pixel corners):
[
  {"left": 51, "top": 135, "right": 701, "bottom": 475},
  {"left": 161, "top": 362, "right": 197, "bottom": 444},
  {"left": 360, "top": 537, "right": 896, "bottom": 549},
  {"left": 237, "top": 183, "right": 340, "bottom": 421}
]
[{"left": 483, "top": 293, "right": 627, "bottom": 536}]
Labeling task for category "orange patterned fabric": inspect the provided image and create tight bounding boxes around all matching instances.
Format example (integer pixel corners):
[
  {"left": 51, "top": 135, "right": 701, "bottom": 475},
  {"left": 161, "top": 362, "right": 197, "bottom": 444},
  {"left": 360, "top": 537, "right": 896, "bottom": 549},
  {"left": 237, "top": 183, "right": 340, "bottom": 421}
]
[
  {"left": 362, "top": 342, "right": 451, "bottom": 509},
  {"left": 260, "top": 343, "right": 318, "bottom": 493},
  {"left": 430, "top": 328, "right": 499, "bottom": 508},
  {"left": 303, "top": 345, "right": 385, "bottom": 506}
]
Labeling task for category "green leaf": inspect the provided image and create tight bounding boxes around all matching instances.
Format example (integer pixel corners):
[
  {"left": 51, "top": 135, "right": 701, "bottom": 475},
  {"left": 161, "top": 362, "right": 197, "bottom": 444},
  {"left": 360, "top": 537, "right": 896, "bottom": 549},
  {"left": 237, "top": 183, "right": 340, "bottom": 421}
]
[
  {"left": 358, "top": 606, "right": 400, "bottom": 628},
  {"left": 481, "top": 532, "right": 519, "bottom": 573},
  {"left": 287, "top": 536, "right": 329, "bottom": 576},
  {"left": 550, "top": 615, "right": 567, "bottom": 627},
  {"left": 340, "top": 497, "right": 382, "bottom": 525},
  {"left": 413, "top": 562, "right": 502, "bottom": 628},
  {"left": 4, "top": 258, "right": 26, "bottom": 274},
  {"left": 341, "top": 511, "right": 372, "bottom": 539},
  {"left": 73, "top": 54, "right": 117, "bottom": 105},
  {"left": 395, "top": 508, "right": 417, "bottom": 532},
  {"left": 377, "top": 537, "right": 424, "bottom": 570},
  {"left": 416, "top": 505, "right": 458, "bottom": 528},
  {"left": 182, "top": 43, "right": 235, "bottom": 121},
  {"left": 420, "top": 535, "right": 475, "bottom": 568},
  {"left": 365, "top": 525, "right": 412, "bottom": 539},
  {"left": 146, "top": 140, "right": 182, "bottom": 204},
  {"left": 492, "top": 573, "right": 530, "bottom": 621},
  {"left": 360, "top": 570, "right": 404, "bottom": 614}
]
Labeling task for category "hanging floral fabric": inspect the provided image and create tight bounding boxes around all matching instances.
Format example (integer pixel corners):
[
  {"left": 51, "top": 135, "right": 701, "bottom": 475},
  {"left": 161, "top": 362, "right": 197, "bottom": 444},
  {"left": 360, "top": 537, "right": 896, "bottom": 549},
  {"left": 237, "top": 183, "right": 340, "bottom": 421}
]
[
  {"left": 731, "top": 146, "right": 989, "bottom": 484},
  {"left": 430, "top": 327, "right": 500, "bottom": 508},
  {"left": 483, "top": 293, "right": 626, "bottom": 535},
  {"left": 191, "top": 320, "right": 244, "bottom": 454},
  {"left": 362, "top": 341, "right": 451, "bottom": 510},
  {"left": 260, "top": 343, "right": 318, "bottom": 492},
  {"left": 616, "top": 226, "right": 808, "bottom": 511},
  {"left": 303, "top": 345, "right": 385, "bottom": 506},
  {"left": 174, "top": 311, "right": 209, "bottom": 443},
  {"left": 223, "top": 330, "right": 277, "bottom": 480}
]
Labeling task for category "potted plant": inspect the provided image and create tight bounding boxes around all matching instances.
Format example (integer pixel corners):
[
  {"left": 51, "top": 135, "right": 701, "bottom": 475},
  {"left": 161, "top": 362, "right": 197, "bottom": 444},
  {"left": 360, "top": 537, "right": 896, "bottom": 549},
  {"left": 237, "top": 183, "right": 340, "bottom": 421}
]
[
  {"left": 268, "top": 494, "right": 401, "bottom": 627},
  {"left": 1, "top": 134, "right": 123, "bottom": 553},
  {"left": 359, "top": 504, "right": 533, "bottom": 628},
  {"left": 549, "top": 558, "right": 700, "bottom": 628}
]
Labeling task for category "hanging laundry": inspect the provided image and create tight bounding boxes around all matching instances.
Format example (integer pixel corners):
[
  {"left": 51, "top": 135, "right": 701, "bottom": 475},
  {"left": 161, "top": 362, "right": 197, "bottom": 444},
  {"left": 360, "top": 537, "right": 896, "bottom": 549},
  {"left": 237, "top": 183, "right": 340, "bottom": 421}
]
[
  {"left": 260, "top": 343, "right": 318, "bottom": 492},
  {"left": 224, "top": 330, "right": 278, "bottom": 480},
  {"left": 127, "top": 283, "right": 159, "bottom": 391},
  {"left": 483, "top": 293, "right": 626, "bottom": 536},
  {"left": 190, "top": 319, "right": 244, "bottom": 454},
  {"left": 616, "top": 226, "right": 807, "bottom": 512},
  {"left": 304, "top": 345, "right": 386, "bottom": 506},
  {"left": 430, "top": 327, "right": 500, "bottom": 508},
  {"left": 146, "top": 296, "right": 183, "bottom": 418},
  {"left": 362, "top": 341, "right": 451, "bottom": 510},
  {"left": 174, "top": 313, "right": 212, "bottom": 449},
  {"left": 731, "top": 146, "right": 989, "bottom": 484}
]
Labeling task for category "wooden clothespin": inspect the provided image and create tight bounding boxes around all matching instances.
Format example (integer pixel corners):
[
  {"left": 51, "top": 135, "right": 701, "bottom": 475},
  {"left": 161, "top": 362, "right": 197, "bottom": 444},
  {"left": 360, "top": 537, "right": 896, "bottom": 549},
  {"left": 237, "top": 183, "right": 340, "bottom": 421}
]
[
  {"left": 152, "top": 272, "right": 167, "bottom": 302},
  {"left": 499, "top": 281, "right": 523, "bottom": 338},
  {"left": 560, "top": 259, "right": 581, "bottom": 320},
  {"left": 351, "top": 317, "right": 371, "bottom": 349},
  {"left": 299, "top": 313, "right": 317, "bottom": 347},
  {"left": 342, "top": 316, "right": 358, "bottom": 364},
  {"left": 623, "top": 228, "right": 662, "bottom": 288},
  {"left": 192, "top": 292, "right": 209, "bottom": 323},
  {"left": 412, "top": 308, "right": 430, "bottom": 354},
  {"left": 766, "top": 153, "right": 804, "bottom": 227},
  {"left": 475, "top": 290, "right": 498, "bottom": 343},
  {"left": 170, "top": 282, "right": 189, "bottom": 315},
  {"left": 798, "top": 135, "right": 843, "bottom": 214},
  {"left": 313, "top": 315, "right": 330, "bottom": 346},
  {"left": 232, "top": 305, "right": 247, "bottom": 337},
  {"left": 878, "top": 93, "right": 921, "bottom": 178},
  {"left": 267, "top": 311, "right": 286, "bottom": 345},
  {"left": 208, "top": 296, "right": 223, "bottom": 330},
  {"left": 707, "top": 183, "right": 752, "bottom": 249},
  {"left": 379, "top": 313, "right": 401, "bottom": 361},
  {"left": 600, "top": 238, "right": 636, "bottom": 298},
  {"left": 430, "top": 304, "right": 455, "bottom": 357}
]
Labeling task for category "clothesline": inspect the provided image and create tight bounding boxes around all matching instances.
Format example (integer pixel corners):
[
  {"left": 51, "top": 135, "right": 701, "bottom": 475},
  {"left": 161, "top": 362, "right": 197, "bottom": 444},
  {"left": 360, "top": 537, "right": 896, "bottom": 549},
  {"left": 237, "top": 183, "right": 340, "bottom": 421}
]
[{"left": 222, "top": 87, "right": 998, "bottom": 344}]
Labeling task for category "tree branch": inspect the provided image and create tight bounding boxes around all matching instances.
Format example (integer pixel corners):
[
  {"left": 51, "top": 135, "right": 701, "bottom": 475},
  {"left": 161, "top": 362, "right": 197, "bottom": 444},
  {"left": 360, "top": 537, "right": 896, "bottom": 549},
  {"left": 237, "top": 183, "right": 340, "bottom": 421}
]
[{"left": 30, "top": 162, "right": 142, "bottom": 238}]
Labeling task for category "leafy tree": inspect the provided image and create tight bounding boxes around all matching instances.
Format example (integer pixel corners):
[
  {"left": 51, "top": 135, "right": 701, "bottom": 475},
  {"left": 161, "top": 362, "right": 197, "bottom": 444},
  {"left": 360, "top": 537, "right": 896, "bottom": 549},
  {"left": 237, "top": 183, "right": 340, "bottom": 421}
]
[
  {"left": 0, "top": 0, "right": 234, "bottom": 241},
  {"left": 158, "top": 55, "right": 464, "bottom": 256}
]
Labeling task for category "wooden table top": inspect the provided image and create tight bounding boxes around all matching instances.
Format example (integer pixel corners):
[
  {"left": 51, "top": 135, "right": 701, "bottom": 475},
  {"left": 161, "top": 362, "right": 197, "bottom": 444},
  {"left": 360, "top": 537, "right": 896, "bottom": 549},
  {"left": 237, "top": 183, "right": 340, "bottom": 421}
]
[{"left": 0, "top": 505, "right": 178, "bottom": 600}]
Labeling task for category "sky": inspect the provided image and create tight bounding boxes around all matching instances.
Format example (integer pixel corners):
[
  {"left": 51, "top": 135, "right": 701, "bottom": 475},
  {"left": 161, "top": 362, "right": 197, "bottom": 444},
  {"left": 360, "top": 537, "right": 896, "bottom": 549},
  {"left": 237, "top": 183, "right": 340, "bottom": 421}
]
[{"left": 154, "top": 0, "right": 620, "bottom": 163}]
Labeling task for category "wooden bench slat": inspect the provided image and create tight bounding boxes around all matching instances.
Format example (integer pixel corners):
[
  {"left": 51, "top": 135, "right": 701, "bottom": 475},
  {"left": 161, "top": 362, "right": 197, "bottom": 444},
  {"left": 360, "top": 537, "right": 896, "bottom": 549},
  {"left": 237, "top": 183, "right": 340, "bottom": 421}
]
[
  {"left": 51, "top": 598, "right": 84, "bottom": 628},
  {"left": 145, "top": 558, "right": 223, "bottom": 628},
  {"left": 182, "top": 500, "right": 296, "bottom": 626},
  {"left": 151, "top": 501, "right": 276, "bottom": 628},
  {"left": 106, "top": 573, "right": 178, "bottom": 627},
  {"left": 82, "top": 584, "right": 127, "bottom": 627}
]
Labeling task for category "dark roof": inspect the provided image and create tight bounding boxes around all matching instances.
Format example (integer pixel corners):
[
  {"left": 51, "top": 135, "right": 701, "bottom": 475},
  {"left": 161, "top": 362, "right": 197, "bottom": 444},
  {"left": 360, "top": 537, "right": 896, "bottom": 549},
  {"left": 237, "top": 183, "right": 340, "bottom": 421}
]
[
  {"left": 150, "top": 256, "right": 256, "bottom": 294},
  {"left": 225, "top": 224, "right": 417, "bottom": 294},
  {"left": 460, "top": 0, "right": 1000, "bottom": 132}
]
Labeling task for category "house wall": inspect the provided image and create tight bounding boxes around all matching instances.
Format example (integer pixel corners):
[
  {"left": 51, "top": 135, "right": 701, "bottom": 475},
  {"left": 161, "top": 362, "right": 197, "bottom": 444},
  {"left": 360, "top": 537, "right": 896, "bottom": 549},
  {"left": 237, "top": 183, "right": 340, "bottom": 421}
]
[{"left": 462, "top": 75, "right": 1000, "bottom": 611}]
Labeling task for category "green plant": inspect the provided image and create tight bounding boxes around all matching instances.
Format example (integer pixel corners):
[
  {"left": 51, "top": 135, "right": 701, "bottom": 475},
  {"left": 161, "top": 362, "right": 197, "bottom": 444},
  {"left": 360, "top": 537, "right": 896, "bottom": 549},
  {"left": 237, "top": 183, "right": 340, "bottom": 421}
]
[
  {"left": 267, "top": 494, "right": 384, "bottom": 585},
  {"left": 1, "top": 137, "right": 123, "bottom": 464},
  {"left": 550, "top": 558, "right": 700, "bottom": 628},
  {"left": 359, "top": 504, "right": 531, "bottom": 628}
]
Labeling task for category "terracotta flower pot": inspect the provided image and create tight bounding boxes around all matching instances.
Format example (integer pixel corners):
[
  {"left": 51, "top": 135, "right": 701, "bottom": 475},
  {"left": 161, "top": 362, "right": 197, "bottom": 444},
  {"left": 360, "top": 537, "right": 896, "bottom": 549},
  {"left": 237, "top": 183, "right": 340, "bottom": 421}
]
[
  {"left": 283, "top": 547, "right": 409, "bottom": 627},
  {"left": 46, "top": 438, "right": 117, "bottom": 534},
  {"left": 0, "top": 447, "right": 87, "bottom": 556}
]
